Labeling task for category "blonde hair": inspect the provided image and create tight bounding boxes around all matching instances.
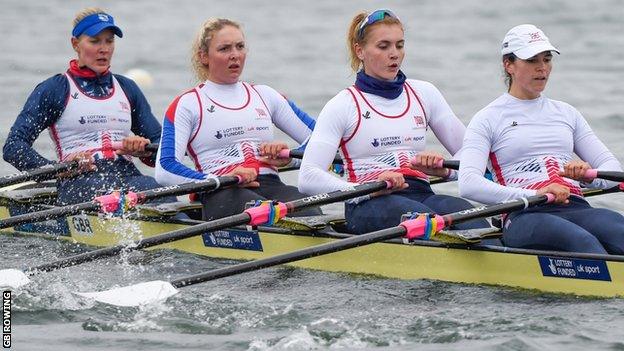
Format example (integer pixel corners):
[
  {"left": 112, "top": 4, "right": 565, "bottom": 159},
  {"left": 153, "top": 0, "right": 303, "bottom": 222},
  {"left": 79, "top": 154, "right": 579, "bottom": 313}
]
[
  {"left": 347, "top": 11, "right": 403, "bottom": 73},
  {"left": 73, "top": 7, "right": 106, "bottom": 27},
  {"left": 191, "top": 18, "right": 242, "bottom": 82}
]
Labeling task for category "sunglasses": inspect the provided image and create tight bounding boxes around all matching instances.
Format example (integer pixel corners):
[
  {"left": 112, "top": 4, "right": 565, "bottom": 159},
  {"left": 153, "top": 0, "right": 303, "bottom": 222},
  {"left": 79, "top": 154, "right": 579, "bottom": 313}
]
[{"left": 357, "top": 9, "right": 400, "bottom": 40}]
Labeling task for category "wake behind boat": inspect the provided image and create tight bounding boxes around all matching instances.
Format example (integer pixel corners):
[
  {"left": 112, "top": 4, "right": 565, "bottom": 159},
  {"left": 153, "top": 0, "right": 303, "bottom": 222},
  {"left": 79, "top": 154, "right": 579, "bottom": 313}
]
[{"left": 1, "top": 181, "right": 622, "bottom": 298}]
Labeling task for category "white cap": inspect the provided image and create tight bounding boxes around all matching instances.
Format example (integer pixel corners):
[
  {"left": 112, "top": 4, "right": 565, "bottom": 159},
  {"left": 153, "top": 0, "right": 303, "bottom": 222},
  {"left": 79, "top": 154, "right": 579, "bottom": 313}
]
[{"left": 501, "top": 24, "right": 560, "bottom": 59}]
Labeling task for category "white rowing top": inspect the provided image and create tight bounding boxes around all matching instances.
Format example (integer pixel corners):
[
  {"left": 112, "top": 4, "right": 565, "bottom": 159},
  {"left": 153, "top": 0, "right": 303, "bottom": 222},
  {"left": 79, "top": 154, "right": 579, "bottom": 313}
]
[
  {"left": 50, "top": 73, "right": 132, "bottom": 161},
  {"left": 459, "top": 93, "right": 622, "bottom": 204},
  {"left": 299, "top": 79, "right": 466, "bottom": 194},
  {"left": 155, "top": 80, "right": 312, "bottom": 185}
]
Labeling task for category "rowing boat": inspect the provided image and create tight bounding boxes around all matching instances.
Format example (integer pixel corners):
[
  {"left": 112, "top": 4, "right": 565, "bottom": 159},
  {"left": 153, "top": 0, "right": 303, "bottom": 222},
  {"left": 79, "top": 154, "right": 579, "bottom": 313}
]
[{"left": 1, "top": 182, "right": 623, "bottom": 298}]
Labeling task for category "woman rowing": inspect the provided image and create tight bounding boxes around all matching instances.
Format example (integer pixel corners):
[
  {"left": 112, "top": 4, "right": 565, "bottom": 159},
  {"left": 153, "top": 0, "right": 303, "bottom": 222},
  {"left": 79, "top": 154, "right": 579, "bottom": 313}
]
[
  {"left": 3, "top": 7, "right": 164, "bottom": 205},
  {"left": 155, "top": 18, "right": 321, "bottom": 220},
  {"left": 298, "top": 9, "right": 488, "bottom": 234},
  {"left": 459, "top": 24, "right": 624, "bottom": 254}
]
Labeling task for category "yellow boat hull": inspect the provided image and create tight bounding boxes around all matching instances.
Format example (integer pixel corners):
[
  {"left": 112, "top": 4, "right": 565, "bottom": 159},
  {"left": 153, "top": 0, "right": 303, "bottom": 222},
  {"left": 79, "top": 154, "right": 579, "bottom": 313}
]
[{"left": 2, "top": 207, "right": 622, "bottom": 298}]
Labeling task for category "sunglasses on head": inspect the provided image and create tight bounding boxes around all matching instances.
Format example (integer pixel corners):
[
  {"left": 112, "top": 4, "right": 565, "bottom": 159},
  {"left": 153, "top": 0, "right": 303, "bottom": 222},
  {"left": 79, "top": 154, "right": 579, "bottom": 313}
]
[{"left": 357, "top": 9, "right": 400, "bottom": 40}]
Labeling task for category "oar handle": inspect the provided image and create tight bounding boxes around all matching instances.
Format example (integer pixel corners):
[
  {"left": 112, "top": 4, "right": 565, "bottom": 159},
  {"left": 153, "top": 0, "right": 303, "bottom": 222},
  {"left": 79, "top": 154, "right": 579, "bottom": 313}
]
[
  {"left": 584, "top": 169, "right": 624, "bottom": 183},
  {"left": 438, "top": 159, "right": 459, "bottom": 170},
  {"left": 110, "top": 142, "right": 159, "bottom": 153},
  {"left": 279, "top": 149, "right": 343, "bottom": 165}
]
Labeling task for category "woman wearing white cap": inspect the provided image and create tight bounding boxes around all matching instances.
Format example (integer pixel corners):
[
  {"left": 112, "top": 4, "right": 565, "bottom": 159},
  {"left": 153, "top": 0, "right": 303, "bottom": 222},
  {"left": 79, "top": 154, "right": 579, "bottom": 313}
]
[
  {"left": 3, "top": 7, "right": 166, "bottom": 205},
  {"left": 459, "top": 24, "right": 624, "bottom": 254},
  {"left": 298, "top": 9, "right": 489, "bottom": 234}
]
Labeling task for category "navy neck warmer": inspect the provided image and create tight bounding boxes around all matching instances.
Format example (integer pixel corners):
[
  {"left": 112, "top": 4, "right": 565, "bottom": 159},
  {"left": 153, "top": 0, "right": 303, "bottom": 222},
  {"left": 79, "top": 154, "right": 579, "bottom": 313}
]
[{"left": 355, "top": 70, "right": 406, "bottom": 99}]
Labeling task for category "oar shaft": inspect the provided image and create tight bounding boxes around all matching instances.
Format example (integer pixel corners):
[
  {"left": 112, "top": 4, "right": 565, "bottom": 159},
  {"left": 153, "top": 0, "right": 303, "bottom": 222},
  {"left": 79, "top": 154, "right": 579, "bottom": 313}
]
[
  {"left": 171, "top": 225, "right": 406, "bottom": 288},
  {"left": 137, "top": 176, "right": 240, "bottom": 202},
  {"left": 284, "top": 149, "right": 343, "bottom": 165},
  {"left": 440, "top": 195, "right": 550, "bottom": 227},
  {"left": 0, "top": 202, "right": 97, "bottom": 229},
  {"left": 587, "top": 170, "right": 624, "bottom": 183},
  {"left": 0, "top": 161, "right": 80, "bottom": 188}
]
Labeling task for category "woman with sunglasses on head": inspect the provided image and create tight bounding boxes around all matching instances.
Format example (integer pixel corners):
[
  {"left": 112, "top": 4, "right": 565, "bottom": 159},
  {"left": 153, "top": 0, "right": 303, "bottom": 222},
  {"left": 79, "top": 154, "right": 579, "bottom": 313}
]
[
  {"left": 3, "top": 7, "right": 166, "bottom": 205},
  {"left": 459, "top": 24, "right": 624, "bottom": 254},
  {"left": 298, "top": 9, "right": 489, "bottom": 234},
  {"left": 155, "top": 18, "right": 321, "bottom": 220}
]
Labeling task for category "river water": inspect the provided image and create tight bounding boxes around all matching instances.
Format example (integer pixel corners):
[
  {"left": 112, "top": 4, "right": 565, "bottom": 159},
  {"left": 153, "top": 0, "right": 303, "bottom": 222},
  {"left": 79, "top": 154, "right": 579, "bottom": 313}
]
[{"left": 1, "top": 0, "right": 624, "bottom": 350}]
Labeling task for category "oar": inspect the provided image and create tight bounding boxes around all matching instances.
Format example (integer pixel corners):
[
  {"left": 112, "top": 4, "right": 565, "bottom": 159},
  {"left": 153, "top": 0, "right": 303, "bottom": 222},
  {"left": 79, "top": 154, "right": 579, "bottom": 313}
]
[
  {"left": 0, "top": 175, "right": 240, "bottom": 230},
  {"left": 0, "top": 143, "right": 159, "bottom": 190},
  {"left": 279, "top": 149, "right": 343, "bottom": 164},
  {"left": 278, "top": 150, "right": 462, "bottom": 171},
  {"left": 0, "top": 181, "right": 390, "bottom": 289},
  {"left": 584, "top": 169, "right": 624, "bottom": 183},
  {"left": 0, "top": 162, "right": 82, "bottom": 189},
  {"left": 74, "top": 193, "right": 556, "bottom": 307}
]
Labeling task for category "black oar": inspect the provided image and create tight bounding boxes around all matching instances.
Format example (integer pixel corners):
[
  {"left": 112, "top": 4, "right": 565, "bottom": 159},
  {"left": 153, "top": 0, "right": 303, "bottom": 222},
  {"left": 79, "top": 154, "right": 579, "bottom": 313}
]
[
  {"left": 0, "top": 143, "right": 159, "bottom": 189},
  {"left": 0, "top": 162, "right": 81, "bottom": 189},
  {"left": 0, "top": 181, "right": 389, "bottom": 289},
  {"left": 0, "top": 175, "right": 239, "bottom": 230},
  {"left": 584, "top": 169, "right": 624, "bottom": 183},
  {"left": 279, "top": 149, "right": 461, "bottom": 171},
  {"left": 74, "top": 192, "right": 555, "bottom": 306},
  {"left": 279, "top": 149, "right": 343, "bottom": 164}
]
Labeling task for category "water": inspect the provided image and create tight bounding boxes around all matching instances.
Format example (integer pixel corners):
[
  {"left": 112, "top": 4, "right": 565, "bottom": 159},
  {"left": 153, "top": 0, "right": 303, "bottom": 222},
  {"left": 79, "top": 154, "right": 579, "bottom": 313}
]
[{"left": 1, "top": 0, "right": 624, "bottom": 349}]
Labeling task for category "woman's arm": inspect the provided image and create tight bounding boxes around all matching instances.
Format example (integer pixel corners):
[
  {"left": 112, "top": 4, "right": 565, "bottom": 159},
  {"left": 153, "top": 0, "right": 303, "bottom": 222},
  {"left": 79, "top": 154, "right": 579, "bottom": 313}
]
[
  {"left": 3, "top": 75, "right": 68, "bottom": 170},
  {"left": 459, "top": 113, "right": 537, "bottom": 204},
  {"left": 253, "top": 85, "right": 315, "bottom": 144},
  {"left": 571, "top": 107, "right": 622, "bottom": 188},
  {"left": 155, "top": 93, "right": 210, "bottom": 186},
  {"left": 117, "top": 75, "right": 162, "bottom": 166},
  {"left": 416, "top": 81, "right": 466, "bottom": 156},
  {"left": 298, "top": 92, "right": 359, "bottom": 194}
]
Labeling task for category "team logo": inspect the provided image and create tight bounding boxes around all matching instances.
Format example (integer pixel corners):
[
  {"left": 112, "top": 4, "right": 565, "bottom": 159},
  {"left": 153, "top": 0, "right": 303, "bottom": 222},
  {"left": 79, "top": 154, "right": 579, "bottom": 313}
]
[
  {"left": 362, "top": 111, "right": 371, "bottom": 119},
  {"left": 207, "top": 105, "right": 216, "bottom": 113},
  {"left": 71, "top": 92, "right": 79, "bottom": 99},
  {"left": 528, "top": 32, "right": 544, "bottom": 43},
  {"left": 413, "top": 115, "right": 424, "bottom": 126},
  {"left": 79, "top": 116, "right": 86, "bottom": 124},
  {"left": 119, "top": 101, "right": 130, "bottom": 112},
  {"left": 371, "top": 138, "right": 380, "bottom": 147},
  {"left": 214, "top": 130, "right": 223, "bottom": 139}
]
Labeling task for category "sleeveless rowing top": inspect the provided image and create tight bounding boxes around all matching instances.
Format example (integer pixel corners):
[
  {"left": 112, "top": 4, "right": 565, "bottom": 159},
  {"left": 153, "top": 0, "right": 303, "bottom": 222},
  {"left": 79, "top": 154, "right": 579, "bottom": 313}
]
[
  {"left": 188, "top": 82, "right": 276, "bottom": 176},
  {"left": 49, "top": 73, "right": 132, "bottom": 161},
  {"left": 339, "top": 83, "right": 429, "bottom": 182}
]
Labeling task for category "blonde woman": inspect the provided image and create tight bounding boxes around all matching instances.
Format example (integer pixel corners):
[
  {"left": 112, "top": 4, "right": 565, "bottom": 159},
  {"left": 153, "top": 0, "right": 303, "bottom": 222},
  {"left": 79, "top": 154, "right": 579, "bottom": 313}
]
[{"left": 155, "top": 18, "right": 320, "bottom": 220}]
